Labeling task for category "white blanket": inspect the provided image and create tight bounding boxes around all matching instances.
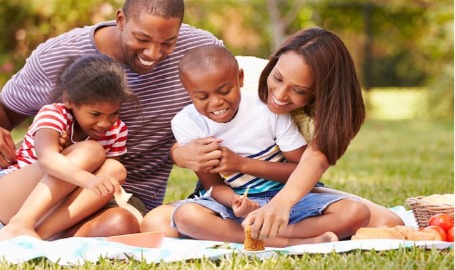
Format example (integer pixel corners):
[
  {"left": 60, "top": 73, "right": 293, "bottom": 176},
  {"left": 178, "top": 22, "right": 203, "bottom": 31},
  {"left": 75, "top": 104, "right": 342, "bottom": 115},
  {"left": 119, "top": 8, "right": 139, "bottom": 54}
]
[
  {"left": 0, "top": 235, "right": 452, "bottom": 265},
  {"left": 1, "top": 206, "right": 451, "bottom": 265}
]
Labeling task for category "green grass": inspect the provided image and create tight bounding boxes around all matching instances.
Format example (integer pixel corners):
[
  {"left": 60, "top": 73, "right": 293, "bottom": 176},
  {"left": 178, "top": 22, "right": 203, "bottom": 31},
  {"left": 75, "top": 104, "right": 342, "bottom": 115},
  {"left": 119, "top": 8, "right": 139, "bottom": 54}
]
[{"left": 2, "top": 88, "right": 454, "bottom": 269}]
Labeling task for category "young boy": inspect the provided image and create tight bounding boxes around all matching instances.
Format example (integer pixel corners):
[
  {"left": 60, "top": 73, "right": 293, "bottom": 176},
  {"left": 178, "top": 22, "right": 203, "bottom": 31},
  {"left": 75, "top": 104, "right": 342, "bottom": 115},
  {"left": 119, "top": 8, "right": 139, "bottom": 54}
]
[{"left": 170, "top": 44, "right": 343, "bottom": 247}]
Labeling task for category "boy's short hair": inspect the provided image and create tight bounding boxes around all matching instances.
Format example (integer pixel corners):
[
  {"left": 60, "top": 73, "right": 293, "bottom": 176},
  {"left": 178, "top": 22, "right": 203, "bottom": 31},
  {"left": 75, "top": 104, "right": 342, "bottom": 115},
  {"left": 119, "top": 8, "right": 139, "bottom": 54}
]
[{"left": 179, "top": 44, "right": 237, "bottom": 76}]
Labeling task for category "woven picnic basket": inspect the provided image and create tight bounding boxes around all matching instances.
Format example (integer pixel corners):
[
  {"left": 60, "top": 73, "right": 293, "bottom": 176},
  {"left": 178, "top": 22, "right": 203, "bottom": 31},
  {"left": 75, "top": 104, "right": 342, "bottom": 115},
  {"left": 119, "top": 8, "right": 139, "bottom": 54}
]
[{"left": 406, "top": 194, "right": 454, "bottom": 228}]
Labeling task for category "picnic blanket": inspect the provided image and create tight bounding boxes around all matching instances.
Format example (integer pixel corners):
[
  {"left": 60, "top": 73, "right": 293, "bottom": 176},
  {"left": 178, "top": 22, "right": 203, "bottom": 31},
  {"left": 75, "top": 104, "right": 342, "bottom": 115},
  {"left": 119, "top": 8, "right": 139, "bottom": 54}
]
[
  {"left": 0, "top": 206, "right": 452, "bottom": 265},
  {"left": 0, "top": 235, "right": 452, "bottom": 265}
]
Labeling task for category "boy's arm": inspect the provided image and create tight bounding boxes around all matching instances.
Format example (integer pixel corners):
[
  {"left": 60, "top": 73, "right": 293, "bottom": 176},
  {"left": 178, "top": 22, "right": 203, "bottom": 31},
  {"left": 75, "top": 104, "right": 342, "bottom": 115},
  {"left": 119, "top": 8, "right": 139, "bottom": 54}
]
[
  {"left": 210, "top": 145, "right": 306, "bottom": 183},
  {"left": 196, "top": 171, "right": 240, "bottom": 208}
]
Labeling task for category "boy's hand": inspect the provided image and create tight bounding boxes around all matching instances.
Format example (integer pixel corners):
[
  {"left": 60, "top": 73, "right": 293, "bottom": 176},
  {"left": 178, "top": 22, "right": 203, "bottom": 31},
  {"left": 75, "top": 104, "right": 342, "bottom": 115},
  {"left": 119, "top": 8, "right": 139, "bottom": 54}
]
[
  {"left": 232, "top": 196, "right": 260, "bottom": 218},
  {"left": 209, "top": 147, "right": 242, "bottom": 174}
]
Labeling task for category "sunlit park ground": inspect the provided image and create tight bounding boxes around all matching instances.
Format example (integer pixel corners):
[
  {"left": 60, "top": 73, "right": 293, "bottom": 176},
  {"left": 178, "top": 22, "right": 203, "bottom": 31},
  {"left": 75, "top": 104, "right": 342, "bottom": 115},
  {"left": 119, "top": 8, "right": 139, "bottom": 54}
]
[{"left": 5, "top": 87, "right": 454, "bottom": 269}]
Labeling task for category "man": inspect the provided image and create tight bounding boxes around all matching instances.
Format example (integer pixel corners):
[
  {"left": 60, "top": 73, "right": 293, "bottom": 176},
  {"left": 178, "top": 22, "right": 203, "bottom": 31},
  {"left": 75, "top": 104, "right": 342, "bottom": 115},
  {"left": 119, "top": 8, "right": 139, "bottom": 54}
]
[{"left": 0, "top": 0, "right": 223, "bottom": 239}]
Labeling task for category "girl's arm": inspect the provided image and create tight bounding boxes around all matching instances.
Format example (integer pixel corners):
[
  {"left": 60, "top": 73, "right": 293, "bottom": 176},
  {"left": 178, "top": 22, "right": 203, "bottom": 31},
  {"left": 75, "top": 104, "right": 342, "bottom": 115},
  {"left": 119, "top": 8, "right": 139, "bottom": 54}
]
[
  {"left": 34, "top": 129, "right": 118, "bottom": 195},
  {"left": 209, "top": 145, "right": 306, "bottom": 183},
  {"left": 242, "top": 144, "right": 330, "bottom": 240}
]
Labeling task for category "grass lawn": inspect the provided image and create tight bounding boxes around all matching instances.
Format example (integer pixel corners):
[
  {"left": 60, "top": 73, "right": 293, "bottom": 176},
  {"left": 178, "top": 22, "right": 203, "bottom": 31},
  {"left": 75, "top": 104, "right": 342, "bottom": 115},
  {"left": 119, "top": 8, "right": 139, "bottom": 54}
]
[{"left": 2, "top": 89, "right": 454, "bottom": 269}]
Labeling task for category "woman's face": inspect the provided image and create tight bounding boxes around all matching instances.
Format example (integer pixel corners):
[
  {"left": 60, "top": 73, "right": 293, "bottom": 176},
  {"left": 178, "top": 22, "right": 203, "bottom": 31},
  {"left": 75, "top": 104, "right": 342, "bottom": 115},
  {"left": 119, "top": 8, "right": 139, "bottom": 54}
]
[{"left": 266, "top": 51, "right": 314, "bottom": 114}]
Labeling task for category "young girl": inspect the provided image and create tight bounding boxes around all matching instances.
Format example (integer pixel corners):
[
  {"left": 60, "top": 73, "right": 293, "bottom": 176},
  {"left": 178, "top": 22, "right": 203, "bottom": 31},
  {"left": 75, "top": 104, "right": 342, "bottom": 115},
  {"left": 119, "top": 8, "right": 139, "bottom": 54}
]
[{"left": 0, "top": 54, "right": 135, "bottom": 241}]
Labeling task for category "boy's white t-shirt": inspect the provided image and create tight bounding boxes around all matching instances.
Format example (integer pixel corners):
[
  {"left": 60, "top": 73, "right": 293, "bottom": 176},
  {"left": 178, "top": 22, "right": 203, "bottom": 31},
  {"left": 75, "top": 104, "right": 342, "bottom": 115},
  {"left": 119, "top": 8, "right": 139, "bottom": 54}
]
[{"left": 171, "top": 91, "right": 306, "bottom": 195}]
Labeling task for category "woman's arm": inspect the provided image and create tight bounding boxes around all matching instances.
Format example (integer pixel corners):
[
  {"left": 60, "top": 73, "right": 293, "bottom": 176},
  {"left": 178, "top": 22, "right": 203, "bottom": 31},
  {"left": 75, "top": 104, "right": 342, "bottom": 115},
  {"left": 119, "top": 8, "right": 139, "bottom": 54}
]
[{"left": 242, "top": 144, "right": 330, "bottom": 240}]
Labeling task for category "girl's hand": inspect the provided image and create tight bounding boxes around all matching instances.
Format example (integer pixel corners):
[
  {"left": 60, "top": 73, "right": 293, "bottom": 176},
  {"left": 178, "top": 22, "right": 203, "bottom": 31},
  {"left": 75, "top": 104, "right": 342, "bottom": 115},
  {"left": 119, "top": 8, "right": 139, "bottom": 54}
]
[
  {"left": 58, "top": 132, "right": 71, "bottom": 152},
  {"left": 232, "top": 196, "right": 260, "bottom": 218},
  {"left": 209, "top": 147, "right": 243, "bottom": 174},
  {"left": 241, "top": 201, "right": 291, "bottom": 240},
  {"left": 86, "top": 175, "right": 121, "bottom": 196}
]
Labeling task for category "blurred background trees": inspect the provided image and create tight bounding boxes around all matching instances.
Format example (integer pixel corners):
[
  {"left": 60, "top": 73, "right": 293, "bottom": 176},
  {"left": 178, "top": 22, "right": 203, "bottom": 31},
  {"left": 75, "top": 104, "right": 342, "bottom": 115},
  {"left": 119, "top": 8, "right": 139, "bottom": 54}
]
[{"left": 0, "top": 0, "right": 453, "bottom": 118}]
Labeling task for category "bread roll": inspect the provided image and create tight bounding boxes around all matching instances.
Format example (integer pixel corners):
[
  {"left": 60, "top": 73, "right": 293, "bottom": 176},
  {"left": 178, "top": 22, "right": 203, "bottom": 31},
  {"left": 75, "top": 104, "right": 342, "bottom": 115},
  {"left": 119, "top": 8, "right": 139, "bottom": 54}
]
[{"left": 244, "top": 226, "right": 265, "bottom": 251}]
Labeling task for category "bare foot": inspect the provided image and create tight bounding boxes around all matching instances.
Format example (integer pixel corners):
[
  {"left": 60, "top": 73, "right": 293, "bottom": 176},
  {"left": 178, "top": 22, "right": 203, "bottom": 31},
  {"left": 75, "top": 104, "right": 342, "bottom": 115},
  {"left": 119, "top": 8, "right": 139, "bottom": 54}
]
[
  {"left": 315, "top": 231, "right": 338, "bottom": 243},
  {"left": 0, "top": 224, "right": 41, "bottom": 242}
]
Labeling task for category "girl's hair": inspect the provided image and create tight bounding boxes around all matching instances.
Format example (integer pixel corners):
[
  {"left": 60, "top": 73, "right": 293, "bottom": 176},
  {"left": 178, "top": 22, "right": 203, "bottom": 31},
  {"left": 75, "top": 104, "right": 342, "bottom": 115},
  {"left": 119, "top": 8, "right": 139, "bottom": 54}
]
[
  {"left": 52, "top": 54, "right": 134, "bottom": 106},
  {"left": 258, "top": 27, "right": 365, "bottom": 165},
  {"left": 123, "top": 0, "right": 184, "bottom": 22}
]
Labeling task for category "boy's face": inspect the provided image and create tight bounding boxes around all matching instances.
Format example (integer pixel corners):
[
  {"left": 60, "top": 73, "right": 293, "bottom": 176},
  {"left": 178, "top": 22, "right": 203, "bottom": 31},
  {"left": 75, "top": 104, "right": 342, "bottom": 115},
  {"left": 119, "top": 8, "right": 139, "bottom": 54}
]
[
  {"left": 182, "top": 64, "right": 244, "bottom": 123},
  {"left": 117, "top": 9, "right": 181, "bottom": 74}
]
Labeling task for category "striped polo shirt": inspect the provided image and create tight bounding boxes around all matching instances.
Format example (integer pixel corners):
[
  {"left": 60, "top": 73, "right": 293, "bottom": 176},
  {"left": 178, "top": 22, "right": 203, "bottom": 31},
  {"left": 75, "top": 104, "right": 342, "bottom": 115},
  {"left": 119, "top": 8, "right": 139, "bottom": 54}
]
[{"left": 1, "top": 21, "right": 223, "bottom": 211}]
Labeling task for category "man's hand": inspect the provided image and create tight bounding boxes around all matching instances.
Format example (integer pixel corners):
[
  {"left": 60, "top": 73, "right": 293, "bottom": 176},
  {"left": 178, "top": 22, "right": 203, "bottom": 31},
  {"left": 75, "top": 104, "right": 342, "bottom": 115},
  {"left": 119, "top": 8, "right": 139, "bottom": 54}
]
[
  {"left": 171, "top": 137, "right": 223, "bottom": 172},
  {"left": 0, "top": 127, "right": 17, "bottom": 168}
]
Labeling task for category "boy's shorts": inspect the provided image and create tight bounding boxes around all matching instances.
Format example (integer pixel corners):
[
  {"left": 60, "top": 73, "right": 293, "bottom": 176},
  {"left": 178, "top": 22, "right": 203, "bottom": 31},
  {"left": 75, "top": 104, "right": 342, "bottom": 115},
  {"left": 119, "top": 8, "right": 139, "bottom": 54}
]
[
  {"left": 171, "top": 188, "right": 352, "bottom": 232},
  {"left": 104, "top": 194, "right": 148, "bottom": 216}
]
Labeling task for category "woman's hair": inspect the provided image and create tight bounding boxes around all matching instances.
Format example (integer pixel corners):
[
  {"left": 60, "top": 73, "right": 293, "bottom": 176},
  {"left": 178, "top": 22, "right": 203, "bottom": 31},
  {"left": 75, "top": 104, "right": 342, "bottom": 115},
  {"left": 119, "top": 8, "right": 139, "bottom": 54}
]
[
  {"left": 123, "top": 0, "right": 184, "bottom": 22},
  {"left": 52, "top": 54, "right": 134, "bottom": 106},
  {"left": 258, "top": 27, "right": 365, "bottom": 165}
]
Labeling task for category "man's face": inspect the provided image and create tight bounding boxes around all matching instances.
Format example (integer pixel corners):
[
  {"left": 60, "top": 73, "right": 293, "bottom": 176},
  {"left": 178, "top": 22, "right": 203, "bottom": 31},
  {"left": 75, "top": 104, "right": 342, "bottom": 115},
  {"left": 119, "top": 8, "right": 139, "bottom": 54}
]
[{"left": 117, "top": 10, "right": 181, "bottom": 74}]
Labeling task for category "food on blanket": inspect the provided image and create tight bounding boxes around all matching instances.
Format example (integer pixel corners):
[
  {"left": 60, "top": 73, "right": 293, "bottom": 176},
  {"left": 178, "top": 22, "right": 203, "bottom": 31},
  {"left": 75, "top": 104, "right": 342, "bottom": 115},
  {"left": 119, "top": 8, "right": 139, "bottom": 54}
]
[
  {"left": 428, "top": 213, "right": 454, "bottom": 231},
  {"left": 352, "top": 227, "right": 405, "bottom": 240},
  {"left": 420, "top": 194, "right": 454, "bottom": 205},
  {"left": 421, "top": 225, "right": 447, "bottom": 241},
  {"left": 447, "top": 227, "right": 454, "bottom": 242},
  {"left": 244, "top": 225, "right": 265, "bottom": 251},
  {"left": 352, "top": 226, "right": 438, "bottom": 241}
]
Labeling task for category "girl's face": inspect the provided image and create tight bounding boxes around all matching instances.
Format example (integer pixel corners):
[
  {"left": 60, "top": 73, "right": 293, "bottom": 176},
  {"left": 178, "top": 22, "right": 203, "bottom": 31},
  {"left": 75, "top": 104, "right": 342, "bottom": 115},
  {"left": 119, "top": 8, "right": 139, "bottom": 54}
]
[
  {"left": 181, "top": 64, "right": 244, "bottom": 123},
  {"left": 266, "top": 51, "right": 314, "bottom": 114},
  {"left": 66, "top": 101, "right": 122, "bottom": 140}
]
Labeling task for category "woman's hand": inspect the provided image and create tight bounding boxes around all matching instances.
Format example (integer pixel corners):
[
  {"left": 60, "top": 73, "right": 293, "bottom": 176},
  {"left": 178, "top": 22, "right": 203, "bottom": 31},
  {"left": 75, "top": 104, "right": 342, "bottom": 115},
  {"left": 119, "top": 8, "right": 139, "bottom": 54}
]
[
  {"left": 242, "top": 201, "right": 292, "bottom": 240},
  {"left": 232, "top": 196, "right": 260, "bottom": 218},
  {"left": 171, "top": 137, "right": 223, "bottom": 172}
]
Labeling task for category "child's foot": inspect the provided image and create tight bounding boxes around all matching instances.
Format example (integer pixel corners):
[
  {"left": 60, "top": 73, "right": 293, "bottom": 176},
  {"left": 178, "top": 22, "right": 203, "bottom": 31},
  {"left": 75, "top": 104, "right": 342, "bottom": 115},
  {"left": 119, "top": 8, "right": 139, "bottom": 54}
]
[
  {"left": 314, "top": 231, "right": 338, "bottom": 243},
  {"left": 0, "top": 224, "right": 41, "bottom": 241}
]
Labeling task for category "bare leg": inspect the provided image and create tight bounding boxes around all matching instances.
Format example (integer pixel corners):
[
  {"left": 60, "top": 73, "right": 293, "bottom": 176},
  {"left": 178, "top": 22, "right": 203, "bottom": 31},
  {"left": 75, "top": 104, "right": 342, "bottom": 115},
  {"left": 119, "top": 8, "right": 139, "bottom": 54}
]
[
  {"left": 141, "top": 203, "right": 180, "bottom": 237},
  {"left": 37, "top": 159, "right": 132, "bottom": 239},
  {"left": 173, "top": 203, "right": 339, "bottom": 248},
  {"left": 312, "top": 187, "right": 404, "bottom": 227},
  {"left": 0, "top": 141, "right": 106, "bottom": 240},
  {"left": 56, "top": 207, "right": 140, "bottom": 238}
]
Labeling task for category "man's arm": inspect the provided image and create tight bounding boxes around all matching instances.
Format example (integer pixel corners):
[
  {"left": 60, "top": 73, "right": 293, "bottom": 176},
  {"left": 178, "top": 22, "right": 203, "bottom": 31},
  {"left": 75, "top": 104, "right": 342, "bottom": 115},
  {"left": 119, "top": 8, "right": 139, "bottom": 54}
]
[
  {"left": 0, "top": 97, "right": 29, "bottom": 130},
  {"left": 0, "top": 97, "right": 30, "bottom": 167}
]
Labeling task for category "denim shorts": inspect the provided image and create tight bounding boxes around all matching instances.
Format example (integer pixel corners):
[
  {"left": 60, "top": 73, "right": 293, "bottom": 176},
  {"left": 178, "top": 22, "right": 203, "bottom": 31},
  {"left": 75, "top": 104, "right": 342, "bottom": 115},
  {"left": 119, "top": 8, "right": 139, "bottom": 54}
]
[{"left": 172, "top": 188, "right": 350, "bottom": 231}]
